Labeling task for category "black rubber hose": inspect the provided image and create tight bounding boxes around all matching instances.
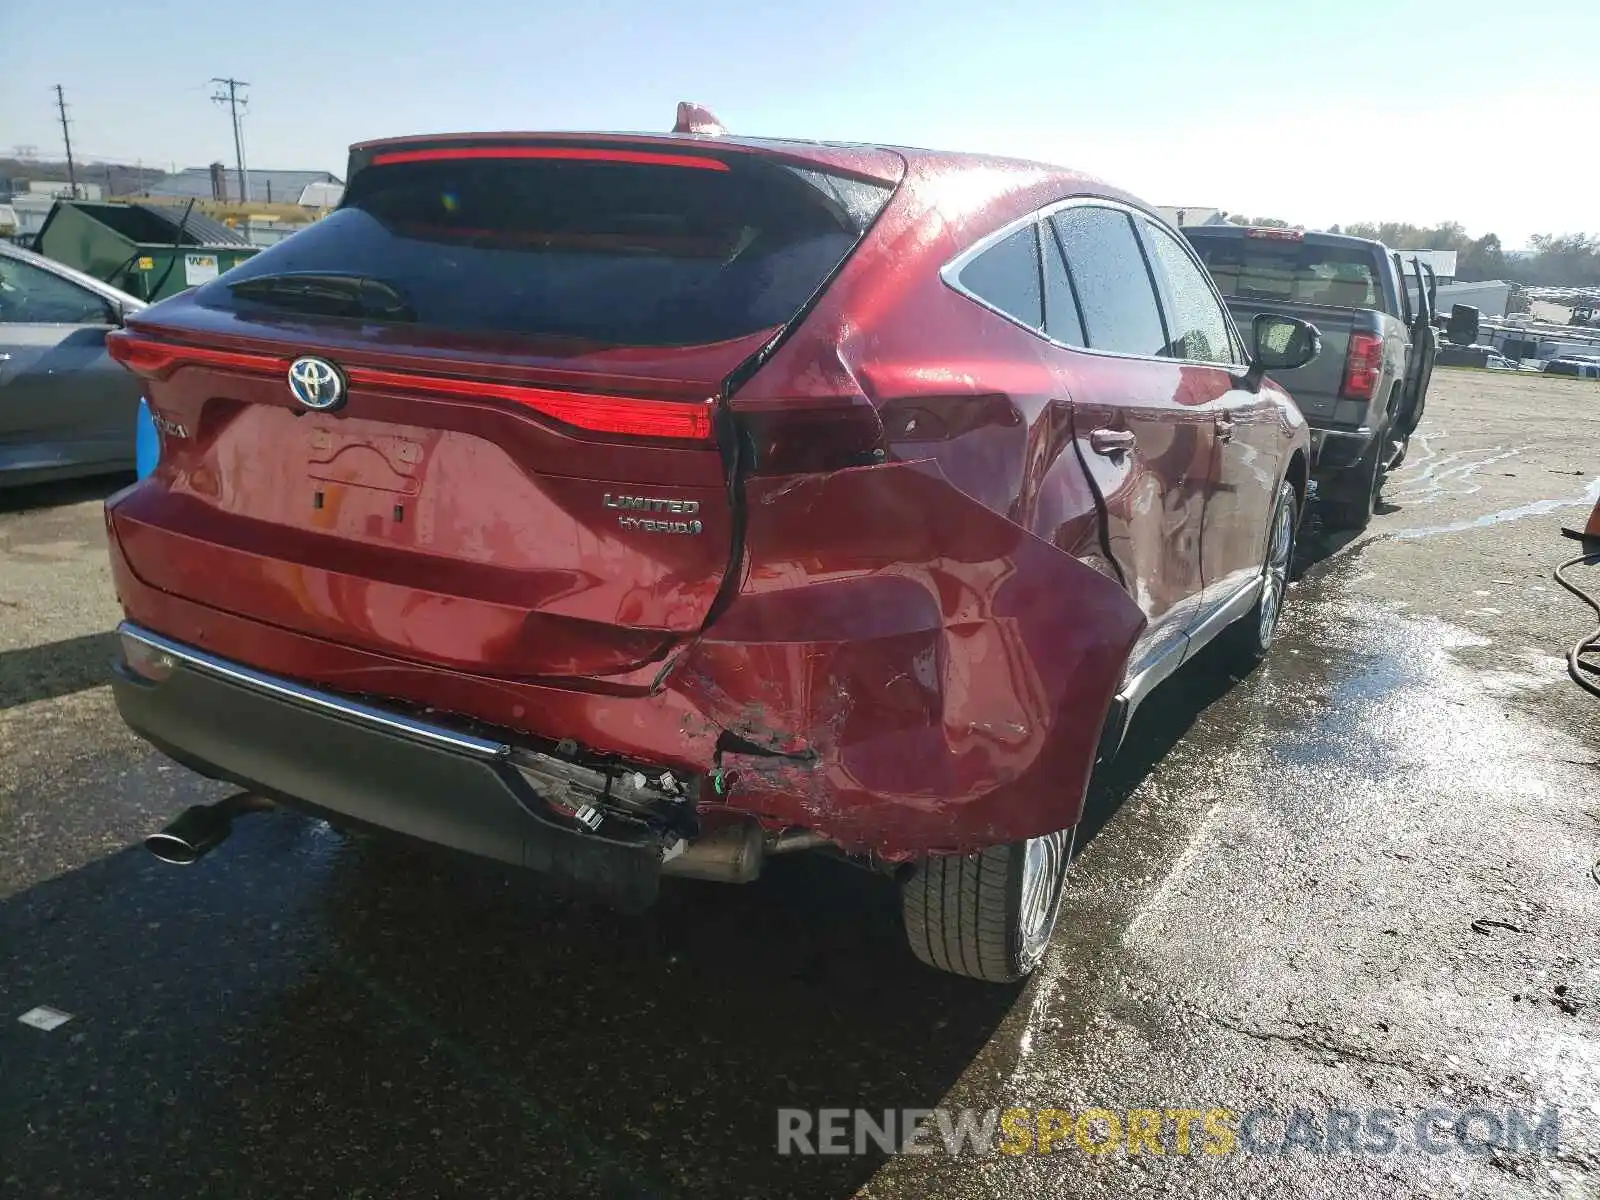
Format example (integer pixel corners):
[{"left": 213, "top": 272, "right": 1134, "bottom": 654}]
[
  {"left": 1554, "top": 551, "right": 1600, "bottom": 698},
  {"left": 147, "top": 198, "right": 197, "bottom": 299}
]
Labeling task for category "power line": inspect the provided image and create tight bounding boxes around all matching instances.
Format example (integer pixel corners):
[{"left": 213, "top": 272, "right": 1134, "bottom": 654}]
[
  {"left": 209, "top": 77, "right": 251, "bottom": 202},
  {"left": 53, "top": 84, "right": 78, "bottom": 198}
]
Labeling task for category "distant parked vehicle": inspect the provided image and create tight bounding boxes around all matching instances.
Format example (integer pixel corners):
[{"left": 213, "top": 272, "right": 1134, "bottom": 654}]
[
  {"left": 0, "top": 241, "right": 146, "bottom": 486},
  {"left": 1545, "top": 356, "right": 1600, "bottom": 379},
  {"left": 1182, "top": 226, "right": 1444, "bottom": 531},
  {"left": 1438, "top": 343, "right": 1514, "bottom": 370}
]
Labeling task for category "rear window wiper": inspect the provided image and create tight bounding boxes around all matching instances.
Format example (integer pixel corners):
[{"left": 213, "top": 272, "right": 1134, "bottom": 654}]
[{"left": 227, "top": 272, "right": 417, "bottom": 322}]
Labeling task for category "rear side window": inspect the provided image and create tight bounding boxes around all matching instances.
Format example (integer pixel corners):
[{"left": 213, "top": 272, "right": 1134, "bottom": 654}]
[
  {"left": 196, "top": 154, "right": 893, "bottom": 347},
  {"left": 1188, "top": 234, "right": 1380, "bottom": 310},
  {"left": 1051, "top": 207, "right": 1167, "bottom": 357},
  {"left": 958, "top": 224, "right": 1043, "bottom": 330},
  {"left": 1139, "top": 220, "right": 1238, "bottom": 363}
]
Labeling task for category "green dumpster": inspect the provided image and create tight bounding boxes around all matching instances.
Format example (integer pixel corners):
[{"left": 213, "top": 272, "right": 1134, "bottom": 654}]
[{"left": 34, "top": 200, "right": 259, "bottom": 303}]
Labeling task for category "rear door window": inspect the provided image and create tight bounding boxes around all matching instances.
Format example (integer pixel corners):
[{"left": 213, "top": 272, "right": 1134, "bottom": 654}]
[
  {"left": 1050, "top": 207, "right": 1168, "bottom": 357},
  {"left": 1138, "top": 219, "right": 1239, "bottom": 364},
  {"left": 197, "top": 153, "right": 893, "bottom": 348},
  {"left": 957, "top": 224, "right": 1044, "bottom": 330}
]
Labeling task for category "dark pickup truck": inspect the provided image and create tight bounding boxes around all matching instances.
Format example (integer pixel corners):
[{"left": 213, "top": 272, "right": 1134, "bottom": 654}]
[{"left": 1182, "top": 226, "right": 1449, "bottom": 530}]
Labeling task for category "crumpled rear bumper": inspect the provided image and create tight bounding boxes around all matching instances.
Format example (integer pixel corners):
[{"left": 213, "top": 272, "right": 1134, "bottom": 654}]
[{"left": 111, "top": 622, "right": 664, "bottom": 910}]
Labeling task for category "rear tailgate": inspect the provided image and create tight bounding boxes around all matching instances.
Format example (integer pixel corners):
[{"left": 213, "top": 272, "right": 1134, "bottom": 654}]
[{"left": 109, "top": 139, "right": 901, "bottom": 681}]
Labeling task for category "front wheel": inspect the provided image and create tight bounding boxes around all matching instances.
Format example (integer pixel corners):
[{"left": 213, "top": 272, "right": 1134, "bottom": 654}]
[
  {"left": 902, "top": 827, "right": 1075, "bottom": 982},
  {"left": 1218, "top": 479, "right": 1298, "bottom": 668}
]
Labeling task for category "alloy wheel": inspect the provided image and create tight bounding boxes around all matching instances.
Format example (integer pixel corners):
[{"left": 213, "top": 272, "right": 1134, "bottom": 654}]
[
  {"left": 1257, "top": 494, "right": 1295, "bottom": 646},
  {"left": 1017, "top": 827, "right": 1074, "bottom": 961}
]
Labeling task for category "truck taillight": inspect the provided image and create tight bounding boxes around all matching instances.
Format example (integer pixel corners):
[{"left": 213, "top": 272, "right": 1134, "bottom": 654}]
[{"left": 1340, "top": 332, "right": 1385, "bottom": 401}]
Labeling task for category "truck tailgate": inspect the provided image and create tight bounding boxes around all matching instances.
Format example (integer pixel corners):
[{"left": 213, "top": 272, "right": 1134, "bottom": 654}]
[{"left": 1223, "top": 297, "right": 1356, "bottom": 423}]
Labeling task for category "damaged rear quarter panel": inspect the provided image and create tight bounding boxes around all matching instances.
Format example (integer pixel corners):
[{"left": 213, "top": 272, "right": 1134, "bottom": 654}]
[
  {"left": 668, "top": 159, "right": 1158, "bottom": 858},
  {"left": 672, "top": 458, "right": 1144, "bottom": 858}
]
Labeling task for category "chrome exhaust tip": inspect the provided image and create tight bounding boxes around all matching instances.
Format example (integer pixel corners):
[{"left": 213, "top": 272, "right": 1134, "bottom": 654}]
[{"left": 144, "top": 794, "right": 271, "bottom": 865}]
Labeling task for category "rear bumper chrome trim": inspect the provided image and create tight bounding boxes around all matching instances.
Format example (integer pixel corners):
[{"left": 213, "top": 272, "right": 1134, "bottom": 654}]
[{"left": 116, "top": 621, "right": 510, "bottom": 761}]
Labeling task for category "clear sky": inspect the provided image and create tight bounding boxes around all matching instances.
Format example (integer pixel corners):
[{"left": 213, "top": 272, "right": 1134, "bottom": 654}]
[{"left": 4, "top": 0, "right": 1596, "bottom": 248}]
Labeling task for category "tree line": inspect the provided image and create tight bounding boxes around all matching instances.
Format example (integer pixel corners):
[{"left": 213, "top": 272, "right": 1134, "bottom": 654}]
[{"left": 1226, "top": 215, "right": 1600, "bottom": 288}]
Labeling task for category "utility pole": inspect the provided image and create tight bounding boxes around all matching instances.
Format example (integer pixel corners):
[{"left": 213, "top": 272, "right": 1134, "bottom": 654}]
[
  {"left": 210, "top": 77, "right": 251, "bottom": 202},
  {"left": 54, "top": 84, "right": 78, "bottom": 198}
]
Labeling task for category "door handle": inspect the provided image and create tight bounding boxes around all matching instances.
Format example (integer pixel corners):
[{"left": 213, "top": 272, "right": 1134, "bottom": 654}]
[
  {"left": 1089, "top": 428, "right": 1136, "bottom": 456},
  {"left": 1216, "top": 415, "right": 1236, "bottom": 443}
]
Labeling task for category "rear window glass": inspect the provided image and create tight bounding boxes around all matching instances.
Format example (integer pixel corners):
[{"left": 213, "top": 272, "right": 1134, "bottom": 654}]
[
  {"left": 197, "top": 155, "right": 892, "bottom": 347},
  {"left": 1188, "top": 235, "right": 1381, "bottom": 310}
]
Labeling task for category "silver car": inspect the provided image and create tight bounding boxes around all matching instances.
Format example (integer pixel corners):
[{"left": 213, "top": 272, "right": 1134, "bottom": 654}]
[{"left": 0, "top": 241, "right": 146, "bottom": 487}]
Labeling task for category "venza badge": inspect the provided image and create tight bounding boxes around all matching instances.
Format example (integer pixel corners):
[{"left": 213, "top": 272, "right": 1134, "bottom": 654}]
[{"left": 287, "top": 356, "right": 346, "bottom": 411}]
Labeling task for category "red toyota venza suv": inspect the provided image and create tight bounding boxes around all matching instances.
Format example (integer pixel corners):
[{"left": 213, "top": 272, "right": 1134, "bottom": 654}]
[{"left": 104, "top": 111, "right": 1317, "bottom": 982}]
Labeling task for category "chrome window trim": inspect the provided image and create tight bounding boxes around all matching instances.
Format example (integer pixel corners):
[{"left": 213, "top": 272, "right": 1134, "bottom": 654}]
[
  {"left": 940, "top": 195, "right": 1250, "bottom": 373},
  {"left": 118, "top": 621, "right": 511, "bottom": 761}
]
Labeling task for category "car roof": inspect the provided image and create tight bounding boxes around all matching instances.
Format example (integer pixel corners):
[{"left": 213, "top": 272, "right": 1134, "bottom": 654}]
[{"left": 0, "top": 239, "right": 146, "bottom": 309}]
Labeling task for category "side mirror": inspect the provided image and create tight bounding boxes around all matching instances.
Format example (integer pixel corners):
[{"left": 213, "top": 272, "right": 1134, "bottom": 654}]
[{"left": 1246, "top": 313, "right": 1321, "bottom": 386}]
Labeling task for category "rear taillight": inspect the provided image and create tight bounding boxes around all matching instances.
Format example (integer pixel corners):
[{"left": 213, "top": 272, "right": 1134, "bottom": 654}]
[
  {"left": 1340, "top": 332, "right": 1385, "bottom": 401},
  {"left": 343, "top": 366, "right": 715, "bottom": 442},
  {"left": 104, "top": 332, "right": 715, "bottom": 442},
  {"left": 1244, "top": 228, "right": 1305, "bottom": 241},
  {"left": 106, "top": 331, "right": 286, "bottom": 380}
]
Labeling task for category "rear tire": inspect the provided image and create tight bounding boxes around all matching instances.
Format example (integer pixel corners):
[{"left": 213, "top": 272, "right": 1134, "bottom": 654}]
[
  {"left": 1218, "top": 479, "right": 1298, "bottom": 669},
  {"left": 902, "top": 827, "right": 1074, "bottom": 983},
  {"left": 1319, "top": 430, "right": 1385, "bottom": 531}
]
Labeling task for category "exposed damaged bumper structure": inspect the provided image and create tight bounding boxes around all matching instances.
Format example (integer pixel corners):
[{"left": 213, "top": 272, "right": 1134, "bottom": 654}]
[{"left": 114, "top": 623, "right": 827, "bottom": 909}]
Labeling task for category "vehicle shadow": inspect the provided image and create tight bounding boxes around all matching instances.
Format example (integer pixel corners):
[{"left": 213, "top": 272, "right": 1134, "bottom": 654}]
[
  {"left": 0, "top": 818, "right": 1016, "bottom": 1200},
  {"left": 0, "top": 471, "right": 131, "bottom": 515},
  {"left": 0, "top": 631, "right": 118, "bottom": 711},
  {"left": 1292, "top": 498, "right": 1380, "bottom": 580}
]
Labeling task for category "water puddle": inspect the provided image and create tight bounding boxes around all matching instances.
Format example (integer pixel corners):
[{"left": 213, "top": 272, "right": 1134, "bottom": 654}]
[
  {"left": 1390, "top": 476, "right": 1600, "bottom": 540},
  {"left": 1388, "top": 443, "right": 1534, "bottom": 505}
]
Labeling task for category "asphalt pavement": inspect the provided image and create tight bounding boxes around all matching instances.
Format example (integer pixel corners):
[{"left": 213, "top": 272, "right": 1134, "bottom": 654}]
[{"left": 2, "top": 367, "right": 1597, "bottom": 1199}]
